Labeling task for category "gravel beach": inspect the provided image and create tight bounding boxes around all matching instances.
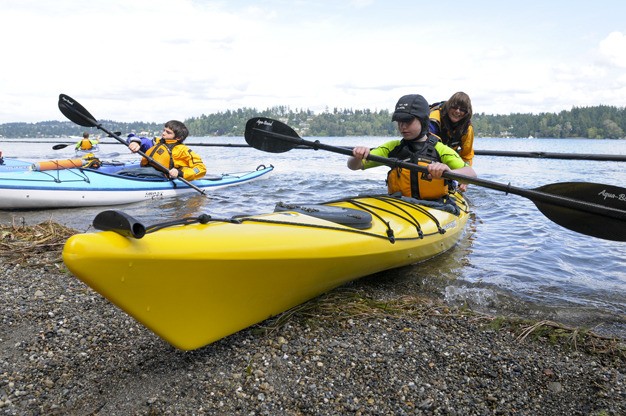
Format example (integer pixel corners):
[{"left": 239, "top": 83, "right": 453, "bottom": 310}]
[{"left": 1, "top": 223, "right": 625, "bottom": 415}]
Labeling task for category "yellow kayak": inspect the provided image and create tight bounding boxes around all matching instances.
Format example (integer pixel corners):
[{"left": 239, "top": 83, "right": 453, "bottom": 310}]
[{"left": 63, "top": 193, "right": 469, "bottom": 350}]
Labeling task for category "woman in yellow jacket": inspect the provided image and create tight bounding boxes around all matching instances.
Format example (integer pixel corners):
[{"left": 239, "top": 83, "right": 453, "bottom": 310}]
[
  {"left": 429, "top": 92, "right": 474, "bottom": 166},
  {"left": 127, "top": 120, "right": 206, "bottom": 181}
]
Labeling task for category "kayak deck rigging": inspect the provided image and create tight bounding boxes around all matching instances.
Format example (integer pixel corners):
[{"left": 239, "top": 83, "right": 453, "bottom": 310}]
[{"left": 96, "top": 193, "right": 470, "bottom": 244}]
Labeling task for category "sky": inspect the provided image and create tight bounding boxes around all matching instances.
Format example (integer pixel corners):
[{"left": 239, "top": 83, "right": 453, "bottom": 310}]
[{"left": 1, "top": 0, "right": 625, "bottom": 124}]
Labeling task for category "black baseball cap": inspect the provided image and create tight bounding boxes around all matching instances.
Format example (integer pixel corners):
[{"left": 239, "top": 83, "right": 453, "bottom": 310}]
[{"left": 391, "top": 94, "right": 430, "bottom": 122}]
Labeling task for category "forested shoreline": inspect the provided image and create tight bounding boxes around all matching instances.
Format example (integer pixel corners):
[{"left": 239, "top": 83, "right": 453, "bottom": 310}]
[{"left": 1, "top": 105, "right": 624, "bottom": 139}]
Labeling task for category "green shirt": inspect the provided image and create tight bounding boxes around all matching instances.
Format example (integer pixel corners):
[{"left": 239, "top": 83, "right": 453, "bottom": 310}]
[{"left": 361, "top": 139, "right": 467, "bottom": 170}]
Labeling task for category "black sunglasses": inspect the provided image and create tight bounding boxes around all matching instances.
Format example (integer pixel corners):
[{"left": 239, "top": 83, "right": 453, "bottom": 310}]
[{"left": 450, "top": 105, "right": 468, "bottom": 114}]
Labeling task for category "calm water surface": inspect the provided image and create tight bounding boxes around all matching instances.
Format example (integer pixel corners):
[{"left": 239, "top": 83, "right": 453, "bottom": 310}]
[{"left": 2, "top": 136, "right": 625, "bottom": 338}]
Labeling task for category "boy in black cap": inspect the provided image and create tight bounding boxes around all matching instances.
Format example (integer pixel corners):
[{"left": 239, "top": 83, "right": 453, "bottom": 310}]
[{"left": 348, "top": 94, "right": 476, "bottom": 201}]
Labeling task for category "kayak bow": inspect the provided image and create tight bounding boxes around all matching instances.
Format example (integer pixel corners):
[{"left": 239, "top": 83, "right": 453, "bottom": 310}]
[{"left": 63, "top": 193, "right": 469, "bottom": 350}]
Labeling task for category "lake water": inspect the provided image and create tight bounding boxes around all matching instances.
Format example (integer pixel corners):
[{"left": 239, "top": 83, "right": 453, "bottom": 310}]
[{"left": 1, "top": 136, "right": 625, "bottom": 338}]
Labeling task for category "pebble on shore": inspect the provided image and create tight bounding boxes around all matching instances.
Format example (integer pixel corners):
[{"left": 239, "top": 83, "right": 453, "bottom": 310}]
[{"left": 1, "top": 222, "right": 625, "bottom": 415}]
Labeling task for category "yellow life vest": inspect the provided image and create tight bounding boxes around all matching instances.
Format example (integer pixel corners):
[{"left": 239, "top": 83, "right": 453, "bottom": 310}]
[
  {"left": 79, "top": 138, "right": 93, "bottom": 150},
  {"left": 386, "top": 135, "right": 449, "bottom": 200},
  {"left": 140, "top": 138, "right": 206, "bottom": 180},
  {"left": 141, "top": 140, "right": 179, "bottom": 170}
]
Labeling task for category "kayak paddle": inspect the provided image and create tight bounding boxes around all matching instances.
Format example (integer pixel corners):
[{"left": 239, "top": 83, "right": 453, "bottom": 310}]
[
  {"left": 474, "top": 149, "right": 626, "bottom": 162},
  {"left": 45, "top": 142, "right": 626, "bottom": 162},
  {"left": 57, "top": 94, "right": 206, "bottom": 196},
  {"left": 52, "top": 132, "right": 122, "bottom": 150},
  {"left": 244, "top": 117, "right": 626, "bottom": 242}
]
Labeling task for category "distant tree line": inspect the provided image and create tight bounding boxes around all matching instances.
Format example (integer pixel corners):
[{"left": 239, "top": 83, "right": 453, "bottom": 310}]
[
  {"left": 472, "top": 105, "right": 625, "bottom": 139},
  {"left": 0, "top": 120, "right": 163, "bottom": 140},
  {"left": 1, "top": 105, "right": 624, "bottom": 139}
]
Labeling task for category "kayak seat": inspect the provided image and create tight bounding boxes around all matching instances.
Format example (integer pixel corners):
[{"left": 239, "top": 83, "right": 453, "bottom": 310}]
[{"left": 274, "top": 202, "right": 372, "bottom": 229}]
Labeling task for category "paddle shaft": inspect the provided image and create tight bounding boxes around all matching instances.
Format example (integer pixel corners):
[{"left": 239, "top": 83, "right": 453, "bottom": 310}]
[
  {"left": 150, "top": 144, "right": 626, "bottom": 162},
  {"left": 252, "top": 127, "right": 626, "bottom": 222},
  {"left": 12, "top": 140, "right": 620, "bottom": 162},
  {"left": 474, "top": 149, "right": 626, "bottom": 162}
]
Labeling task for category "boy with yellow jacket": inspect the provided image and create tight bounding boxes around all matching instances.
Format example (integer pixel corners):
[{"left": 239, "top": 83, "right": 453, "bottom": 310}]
[{"left": 127, "top": 120, "right": 206, "bottom": 181}]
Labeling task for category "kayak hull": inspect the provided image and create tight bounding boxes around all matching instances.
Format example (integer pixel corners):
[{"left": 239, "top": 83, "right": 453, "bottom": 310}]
[
  {"left": 63, "top": 194, "right": 469, "bottom": 350},
  {"left": 0, "top": 163, "right": 273, "bottom": 209}
]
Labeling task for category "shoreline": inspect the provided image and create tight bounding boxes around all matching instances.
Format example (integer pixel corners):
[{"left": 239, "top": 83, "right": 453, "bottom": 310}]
[{"left": 1, "top": 225, "right": 625, "bottom": 415}]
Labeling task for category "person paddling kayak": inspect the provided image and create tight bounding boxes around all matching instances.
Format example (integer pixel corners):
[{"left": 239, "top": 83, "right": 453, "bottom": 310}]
[
  {"left": 75, "top": 131, "right": 99, "bottom": 152},
  {"left": 126, "top": 120, "right": 206, "bottom": 180},
  {"left": 348, "top": 94, "right": 476, "bottom": 207}
]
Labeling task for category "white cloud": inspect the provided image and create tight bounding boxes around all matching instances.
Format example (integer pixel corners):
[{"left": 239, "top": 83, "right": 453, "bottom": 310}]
[
  {"left": 598, "top": 31, "right": 626, "bottom": 68},
  {"left": 1, "top": 1, "right": 626, "bottom": 123}
]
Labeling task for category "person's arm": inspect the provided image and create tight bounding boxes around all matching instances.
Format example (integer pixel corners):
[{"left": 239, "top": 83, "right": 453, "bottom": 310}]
[
  {"left": 432, "top": 142, "right": 477, "bottom": 182},
  {"left": 127, "top": 135, "right": 154, "bottom": 153},
  {"left": 348, "top": 141, "right": 397, "bottom": 170},
  {"left": 172, "top": 147, "right": 206, "bottom": 180},
  {"left": 347, "top": 146, "right": 370, "bottom": 170},
  {"left": 426, "top": 162, "right": 476, "bottom": 181}
]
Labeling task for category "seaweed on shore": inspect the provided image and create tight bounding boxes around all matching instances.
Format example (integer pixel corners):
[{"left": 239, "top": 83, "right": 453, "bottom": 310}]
[{"left": 0, "top": 219, "right": 77, "bottom": 263}]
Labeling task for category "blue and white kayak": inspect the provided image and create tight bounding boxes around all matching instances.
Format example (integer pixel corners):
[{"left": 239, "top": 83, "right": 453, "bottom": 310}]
[
  {"left": 0, "top": 159, "right": 274, "bottom": 209},
  {"left": 0, "top": 157, "right": 34, "bottom": 171}
]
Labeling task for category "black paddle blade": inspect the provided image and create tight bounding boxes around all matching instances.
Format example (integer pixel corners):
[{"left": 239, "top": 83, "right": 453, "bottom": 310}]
[
  {"left": 532, "top": 182, "right": 626, "bottom": 242},
  {"left": 58, "top": 94, "right": 98, "bottom": 127},
  {"left": 93, "top": 210, "right": 146, "bottom": 239},
  {"left": 244, "top": 117, "right": 300, "bottom": 153},
  {"left": 52, "top": 144, "right": 70, "bottom": 150}
]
